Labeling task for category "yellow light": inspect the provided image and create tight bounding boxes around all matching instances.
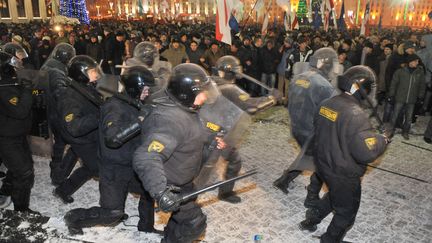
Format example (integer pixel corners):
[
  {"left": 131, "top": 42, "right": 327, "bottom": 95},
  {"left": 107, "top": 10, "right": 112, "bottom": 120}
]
[
  {"left": 372, "top": 14, "right": 376, "bottom": 20},
  {"left": 54, "top": 25, "right": 62, "bottom": 32},
  {"left": 422, "top": 15, "right": 426, "bottom": 21},
  {"left": 409, "top": 15, "right": 412, "bottom": 21},
  {"left": 396, "top": 13, "right": 399, "bottom": 20}
]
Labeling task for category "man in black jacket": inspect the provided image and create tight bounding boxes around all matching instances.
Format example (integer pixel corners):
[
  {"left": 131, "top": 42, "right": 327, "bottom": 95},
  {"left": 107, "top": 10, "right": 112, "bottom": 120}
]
[
  {"left": 53, "top": 55, "right": 102, "bottom": 204},
  {"left": 133, "top": 63, "right": 226, "bottom": 242},
  {"left": 299, "top": 66, "right": 388, "bottom": 242},
  {"left": 0, "top": 51, "right": 35, "bottom": 212},
  {"left": 41, "top": 43, "right": 78, "bottom": 186},
  {"left": 65, "top": 66, "right": 161, "bottom": 234}
]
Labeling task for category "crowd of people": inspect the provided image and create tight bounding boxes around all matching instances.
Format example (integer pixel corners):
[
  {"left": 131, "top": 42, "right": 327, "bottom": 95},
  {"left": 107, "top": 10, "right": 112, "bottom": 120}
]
[{"left": 0, "top": 19, "right": 431, "bottom": 242}]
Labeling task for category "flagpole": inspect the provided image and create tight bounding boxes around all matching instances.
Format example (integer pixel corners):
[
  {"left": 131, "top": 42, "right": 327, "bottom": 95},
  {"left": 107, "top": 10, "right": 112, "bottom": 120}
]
[{"left": 241, "top": 0, "right": 260, "bottom": 29}]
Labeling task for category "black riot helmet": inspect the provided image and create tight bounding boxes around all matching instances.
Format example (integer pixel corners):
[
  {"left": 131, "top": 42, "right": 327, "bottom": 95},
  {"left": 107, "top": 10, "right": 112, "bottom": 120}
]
[
  {"left": 0, "top": 51, "right": 18, "bottom": 80},
  {"left": 3, "top": 42, "right": 28, "bottom": 60},
  {"left": 215, "top": 55, "right": 242, "bottom": 81},
  {"left": 121, "top": 66, "right": 156, "bottom": 100},
  {"left": 50, "top": 43, "right": 76, "bottom": 64},
  {"left": 167, "top": 63, "right": 210, "bottom": 110},
  {"left": 337, "top": 65, "right": 376, "bottom": 100},
  {"left": 309, "top": 47, "right": 342, "bottom": 78},
  {"left": 68, "top": 55, "right": 100, "bottom": 84},
  {"left": 133, "top": 41, "right": 159, "bottom": 67}
]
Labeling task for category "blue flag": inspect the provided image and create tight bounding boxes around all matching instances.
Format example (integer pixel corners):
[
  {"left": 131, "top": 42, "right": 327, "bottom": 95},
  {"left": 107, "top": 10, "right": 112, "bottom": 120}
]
[
  {"left": 312, "top": 1, "right": 322, "bottom": 30},
  {"left": 229, "top": 14, "right": 239, "bottom": 33},
  {"left": 338, "top": 0, "right": 346, "bottom": 31}
]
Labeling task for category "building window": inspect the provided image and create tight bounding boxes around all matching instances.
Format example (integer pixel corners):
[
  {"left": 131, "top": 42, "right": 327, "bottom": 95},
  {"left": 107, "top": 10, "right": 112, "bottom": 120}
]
[
  {"left": 46, "top": 0, "right": 52, "bottom": 17},
  {"left": 17, "top": 0, "right": 26, "bottom": 17},
  {"left": 0, "top": 0, "right": 10, "bottom": 18},
  {"left": 32, "top": 0, "right": 40, "bottom": 17}
]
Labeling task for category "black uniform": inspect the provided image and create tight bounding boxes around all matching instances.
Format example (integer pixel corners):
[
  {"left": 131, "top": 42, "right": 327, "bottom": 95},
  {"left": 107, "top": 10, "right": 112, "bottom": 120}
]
[
  {"left": 0, "top": 80, "right": 34, "bottom": 211},
  {"left": 133, "top": 98, "right": 208, "bottom": 243},
  {"left": 311, "top": 93, "right": 387, "bottom": 242},
  {"left": 98, "top": 97, "right": 154, "bottom": 230},
  {"left": 41, "top": 58, "right": 78, "bottom": 185},
  {"left": 55, "top": 83, "right": 100, "bottom": 200}
]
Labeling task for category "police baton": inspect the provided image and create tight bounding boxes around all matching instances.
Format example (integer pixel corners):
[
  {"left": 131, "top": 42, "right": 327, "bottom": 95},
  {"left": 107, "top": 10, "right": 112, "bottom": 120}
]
[
  {"left": 355, "top": 81, "right": 386, "bottom": 133},
  {"left": 97, "top": 86, "right": 142, "bottom": 110},
  {"left": 0, "top": 83, "right": 19, "bottom": 87},
  {"left": 235, "top": 72, "right": 273, "bottom": 92},
  {"left": 366, "top": 164, "right": 429, "bottom": 184},
  {"left": 179, "top": 169, "right": 258, "bottom": 203}
]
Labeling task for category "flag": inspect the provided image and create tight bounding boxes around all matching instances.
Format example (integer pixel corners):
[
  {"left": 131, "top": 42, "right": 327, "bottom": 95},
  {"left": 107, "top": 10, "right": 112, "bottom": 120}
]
[
  {"left": 292, "top": 12, "right": 299, "bottom": 30},
  {"left": 312, "top": 0, "right": 322, "bottom": 30},
  {"left": 377, "top": 14, "right": 382, "bottom": 32},
  {"left": 216, "top": 0, "right": 232, "bottom": 45},
  {"left": 229, "top": 14, "right": 239, "bottom": 33},
  {"left": 261, "top": 13, "right": 269, "bottom": 34},
  {"left": 338, "top": 0, "right": 346, "bottom": 30},
  {"left": 138, "top": 0, "right": 143, "bottom": 14},
  {"left": 276, "top": 0, "right": 291, "bottom": 12},
  {"left": 284, "top": 11, "right": 290, "bottom": 31},
  {"left": 254, "top": 0, "right": 265, "bottom": 18},
  {"left": 360, "top": 0, "right": 370, "bottom": 36},
  {"left": 308, "top": 0, "right": 313, "bottom": 23}
]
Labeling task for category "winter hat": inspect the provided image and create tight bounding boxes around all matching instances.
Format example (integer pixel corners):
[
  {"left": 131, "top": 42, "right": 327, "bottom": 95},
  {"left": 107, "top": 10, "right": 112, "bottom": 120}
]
[
  {"left": 403, "top": 41, "right": 416, "bottom": 51},
  {"left": 12, "top": 35, "right": 23, "bottom": 43},
  {"left": 406, "top": 54, "right": 420, "bottom": 63},
  {"left": 364, "top": 41, "right": 374, "bottom": 49},
  {"left": 384, "top": 44, "right": 394, "bottom": 50}
]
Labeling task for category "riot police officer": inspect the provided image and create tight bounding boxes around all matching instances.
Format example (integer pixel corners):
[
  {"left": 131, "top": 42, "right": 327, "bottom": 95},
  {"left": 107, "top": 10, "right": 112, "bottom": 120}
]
[
  {"left": 0, "top": 51, "right": 35, "bottom": 212},
  {"left": 299, "top": 66, "right": 388, "bottom": 242},
  {"left": 133, "top": 63, "right": 225, "bottom": 242},
  {"left": 53, "top": 55, "right": 102, "bottom": 203},
  {"left": 41, "top": 43, "right": 78, "bottom": 186},
  {"left": 64, "top": 66, "right": 161, "bottom": 234},
  {"left": 273, "top": 48, "right": 341, "bottom": 208}
]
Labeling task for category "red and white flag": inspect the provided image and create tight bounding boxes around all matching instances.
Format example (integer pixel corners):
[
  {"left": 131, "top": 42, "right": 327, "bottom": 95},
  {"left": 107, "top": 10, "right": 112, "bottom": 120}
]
[
  {"left": 360, "top": 0, "right": 370, "bottom": 36},
  {"left": 291, "top": 12, "right": 299, "bottom": 30},
  {"left": 216, "top": 0, "right": 232, "bottom": 45}
]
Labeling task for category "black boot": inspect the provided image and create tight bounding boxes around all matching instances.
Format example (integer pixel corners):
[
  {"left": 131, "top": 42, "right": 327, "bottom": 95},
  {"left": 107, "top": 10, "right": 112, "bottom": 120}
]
[
  {"left": 304, "top": 193, "right": 320, "bottom": 208},
  {"left": 298, "top": 208, "right": 321, "bottom": 232},
  {"left": 53, "top": 188, "right": 74, "bottom": 204},
  {"left": 218, "top": 191, "right": 241, "bottom": 204}
]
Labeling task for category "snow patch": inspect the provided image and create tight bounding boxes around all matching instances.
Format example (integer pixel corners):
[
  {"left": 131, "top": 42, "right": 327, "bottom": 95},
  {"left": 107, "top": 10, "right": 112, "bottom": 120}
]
[{"left": 17, "top": 220, "right": 31, "bottom": 229}]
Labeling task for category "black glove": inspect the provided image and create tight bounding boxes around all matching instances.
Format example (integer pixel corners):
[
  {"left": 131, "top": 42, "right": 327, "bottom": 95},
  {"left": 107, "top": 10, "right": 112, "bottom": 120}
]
[
  {"left": 156, "top": 186, "right": 182, "bottom": 212},
  {"left": 387, "top": 96, "right": 394, "bottom": 105}
]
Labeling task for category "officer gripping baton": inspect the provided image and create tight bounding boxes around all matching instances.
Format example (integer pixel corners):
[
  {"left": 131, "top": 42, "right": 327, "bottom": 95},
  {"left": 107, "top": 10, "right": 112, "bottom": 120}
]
[
  {"left": 180, "top": 169, "right": 258, "bottom": 203},
  {"left": 235, "top": 72, "right": 273, "bottom": 92},
  {"left": 355, "top": 81, "right": 386, "bottom": 133}
]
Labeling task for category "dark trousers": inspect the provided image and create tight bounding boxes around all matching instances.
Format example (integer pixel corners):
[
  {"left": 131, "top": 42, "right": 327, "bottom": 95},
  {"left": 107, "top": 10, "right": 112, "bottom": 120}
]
[
  {"left": 391, "top": 103, "right": 415, "bottom": 133},
  {"left": 219, "top": 147, "right": 242, "bottom": 194},
  {"left": 425, "top": 117, "right": 432, "bottom": 139},
  {"left": 50, "top": 126, "right": 78, "bottom": 183},
  {"left": 57, "top": 143, "right": 99, "bottom": 196},
  {"left": 0, "top": 136, "right": 34, "bottom": 210},
  {"left": 312, "top": 173, "right": 362, "bottom": 243},
  {"left": 164, "top": 185, "right": 207, "bottom": 243},
  {"left": 99, "top": 164, "right": 154, "bottom": 229}
]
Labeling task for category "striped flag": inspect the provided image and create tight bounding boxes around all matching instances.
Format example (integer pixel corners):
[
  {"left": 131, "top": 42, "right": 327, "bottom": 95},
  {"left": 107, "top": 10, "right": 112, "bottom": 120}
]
[
  {"left": 216, "top": 0, "right": 232, "bottom": 45},
  {"left": 360, "top": 0, "right": 370, "bottom": 36},
  {"left": 292, "top": 12, "right": 299, "bottom": 30},
  {"left": 284, "top": 11, "right": 290, "bottom": 31},
  {"left": 254, "top": 0, "right": 265, "bottom": 18},
  {"left": 262, "top": 13, "right": 269, "bottom": 35}
]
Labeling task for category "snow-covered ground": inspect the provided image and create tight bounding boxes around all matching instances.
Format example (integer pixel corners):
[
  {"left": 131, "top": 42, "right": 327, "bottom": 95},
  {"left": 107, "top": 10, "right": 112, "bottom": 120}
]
[{"left": 1, "top": 107, "right": 432, "bottom": 243}]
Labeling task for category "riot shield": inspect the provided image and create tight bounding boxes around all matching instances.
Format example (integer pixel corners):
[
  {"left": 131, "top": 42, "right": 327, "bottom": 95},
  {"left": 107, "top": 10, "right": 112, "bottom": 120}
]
[
  {"left": 95, "top": 74, "right": 120, "bottom": 99},
  {"left": 292, "top": 62, "right": 311, "bottom": 77},
  {"left": 16, "top": 69, "right": 49, "bottom": 90},
  {"left": 194, "top": 94, "right": 252, "bottom": 187}
]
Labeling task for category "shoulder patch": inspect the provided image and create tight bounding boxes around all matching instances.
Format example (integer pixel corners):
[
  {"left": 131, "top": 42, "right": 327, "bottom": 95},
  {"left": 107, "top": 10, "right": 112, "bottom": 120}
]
[
  {"left": 238, "top": 94, "right": 250, "bottom": 101},
  {"left": 364, "top": 137, "right": 377, "bottom": 150},
  {"left": 65, "top": 113, "right": 74, "bottom": 123},
  {"left": 206, "top": 122, "right": 221, "bottom": 132},
  {"left": 8, "top": 97, "right": 18, "bottom": 106},
  {"left": 295, "top": 79, "right": 310, "bottom": 89},
  {"left": 107, "top": 121, "right": 113, "bottom": 127},
  {"left": 148, "top": 140, "right": 165, "bottom": 153},
  {"left": 319, "top": 106, "right": 338, "bottom": 122}
]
